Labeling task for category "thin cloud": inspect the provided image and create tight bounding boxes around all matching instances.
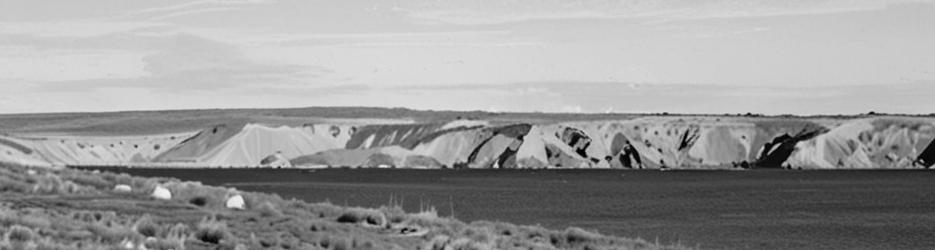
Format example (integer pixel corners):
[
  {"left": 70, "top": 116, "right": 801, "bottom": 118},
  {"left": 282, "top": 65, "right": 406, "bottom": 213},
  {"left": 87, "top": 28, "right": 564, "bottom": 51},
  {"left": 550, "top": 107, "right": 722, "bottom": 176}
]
[
  {"left": 389, "top": 0, "right": 935, "bottom": 25},
  {"left": 244, "top": 30, "right": 543, "bottom": 48},
  {"left": 125, "top": 0, "right": 276, "bottom": 21},
  {"left": 379, "top": 81, "right": 935, "bottom": 115},
  {"left": 24, "top": 32, "right": 331, "bottom": 93},
  {"left": 150, "top": 7, "right": 245, "bottom": 20}
]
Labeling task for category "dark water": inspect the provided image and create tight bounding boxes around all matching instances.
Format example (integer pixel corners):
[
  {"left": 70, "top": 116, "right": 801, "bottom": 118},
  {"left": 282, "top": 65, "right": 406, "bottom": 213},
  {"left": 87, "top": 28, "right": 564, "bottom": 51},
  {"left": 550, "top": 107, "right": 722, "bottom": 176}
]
[{"left": 83, "top": 168, "right": 935, "bottom": 250}]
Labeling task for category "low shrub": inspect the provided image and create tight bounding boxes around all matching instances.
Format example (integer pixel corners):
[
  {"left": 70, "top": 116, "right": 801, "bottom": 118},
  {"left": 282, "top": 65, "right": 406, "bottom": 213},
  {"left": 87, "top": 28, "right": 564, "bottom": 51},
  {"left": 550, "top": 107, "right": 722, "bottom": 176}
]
[
  {"left": 85, "top": 223, "right": 138, "bottom": 244},
  {"left": 257, "top": 202, "right": 282, "bottom": 218},
  {"left": 145, "top": 238, "right": 185, "bottom": 250},
  {"left": 5, "top": 225, "right": 35, "bottom": 242},
  {"left": 13, "top": 215, "right": 51, "bottom": 230},
  {"left": 326, "top": 236, "right": 350, "bottom": 250},
  {"left": 564, "top": 227, "right": 602, "bottom": 245},
  {"left": 308, "top": 220, "right": 327, "bottom": 232},
  {"left": 195, "top": 218, "right": 230, "bottom": 244},
  {"left": 165, "top": 223, "right": 191, "bottom": 241},
  {"left": 134, "top": 216, "right": 160, "bottom": 238},
  {"left": 0, "top": 176, "right": 30, "bottom": 193},
  {"left": 336, "top": 209, "right": 385, "bottom": 227},
  {"left": 165, "top": 181, "right": 228, "bottom": 207},
  {"left": 65, "top": 172, "right": 112, "bottom": 189},
  {"left": 190, "top": 196, "right": 209, "bottom": 207}
]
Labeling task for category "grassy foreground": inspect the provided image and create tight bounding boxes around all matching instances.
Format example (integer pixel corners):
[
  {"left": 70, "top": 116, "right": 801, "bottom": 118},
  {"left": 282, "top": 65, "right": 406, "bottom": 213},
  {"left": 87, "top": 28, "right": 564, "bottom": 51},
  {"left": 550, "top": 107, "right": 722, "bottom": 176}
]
[{"left": 0, "top": 163, "right": 684, "bottom": 250}]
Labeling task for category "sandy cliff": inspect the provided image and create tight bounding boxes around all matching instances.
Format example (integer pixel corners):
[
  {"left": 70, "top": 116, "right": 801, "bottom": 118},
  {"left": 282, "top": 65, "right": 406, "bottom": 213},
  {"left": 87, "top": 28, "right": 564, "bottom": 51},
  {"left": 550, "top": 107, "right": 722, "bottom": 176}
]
[{"left": 2, "top": 114, "right": 934, "bottom": 169}]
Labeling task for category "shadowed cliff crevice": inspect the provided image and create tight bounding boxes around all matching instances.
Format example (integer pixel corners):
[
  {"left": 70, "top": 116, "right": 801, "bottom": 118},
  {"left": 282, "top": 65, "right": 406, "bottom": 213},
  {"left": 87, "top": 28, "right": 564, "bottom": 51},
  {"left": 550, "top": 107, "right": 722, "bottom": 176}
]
[
  {"left": 755, "top": 128, "right": 827, "bottom": 168},
  {"left": 464, "top": 124, "right": 531, "bottom": 168},
  {"left": 916, "top": 138, "right": 935, "bottom": 168}
]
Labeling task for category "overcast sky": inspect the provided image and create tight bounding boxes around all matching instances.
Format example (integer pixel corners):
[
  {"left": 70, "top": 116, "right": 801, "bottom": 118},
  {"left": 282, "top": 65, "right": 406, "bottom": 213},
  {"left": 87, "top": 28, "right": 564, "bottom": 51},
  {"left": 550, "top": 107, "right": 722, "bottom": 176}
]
[{"left": 1, "top": 0, "right": 933, "bottom": 115}]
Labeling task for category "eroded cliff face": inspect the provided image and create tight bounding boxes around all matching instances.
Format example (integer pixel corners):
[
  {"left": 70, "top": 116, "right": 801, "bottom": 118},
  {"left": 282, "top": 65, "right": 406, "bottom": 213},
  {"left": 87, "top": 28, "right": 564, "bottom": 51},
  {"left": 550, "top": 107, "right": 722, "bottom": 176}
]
[
  {"left": 0, "top": 132, "right": 189, "bottom": 167},
  {"left": 785, "top": 118, "right": 935, "bottom": 169},
  {"left": 2, "top": 117, "right": 935, "bottom": 169}
]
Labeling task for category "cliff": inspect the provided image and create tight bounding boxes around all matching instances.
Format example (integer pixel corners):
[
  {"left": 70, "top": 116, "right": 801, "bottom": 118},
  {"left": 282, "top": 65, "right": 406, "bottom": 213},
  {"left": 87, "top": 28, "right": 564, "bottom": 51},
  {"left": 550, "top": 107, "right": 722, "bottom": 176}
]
[{"left": 2, "top": 109, "right": 934, "bottom": 169}]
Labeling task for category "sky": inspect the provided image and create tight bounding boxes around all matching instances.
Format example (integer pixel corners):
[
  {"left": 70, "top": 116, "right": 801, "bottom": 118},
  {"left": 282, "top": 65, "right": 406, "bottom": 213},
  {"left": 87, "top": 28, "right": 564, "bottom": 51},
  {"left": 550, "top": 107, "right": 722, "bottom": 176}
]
[{"left": 0, "top": 0, "right": 933, "bottom": 115}]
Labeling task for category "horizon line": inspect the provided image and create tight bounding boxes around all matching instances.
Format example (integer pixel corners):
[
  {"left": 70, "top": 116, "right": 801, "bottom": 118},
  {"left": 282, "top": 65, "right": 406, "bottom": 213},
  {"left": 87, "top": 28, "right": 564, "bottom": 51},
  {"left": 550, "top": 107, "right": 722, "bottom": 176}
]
[{"left": 1, "top": 106, "right": 931, "bottom": 118}]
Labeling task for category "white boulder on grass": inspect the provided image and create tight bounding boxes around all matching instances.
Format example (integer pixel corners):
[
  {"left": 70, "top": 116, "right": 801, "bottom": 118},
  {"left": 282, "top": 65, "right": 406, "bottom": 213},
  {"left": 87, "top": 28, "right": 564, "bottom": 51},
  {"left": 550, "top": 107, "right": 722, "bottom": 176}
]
[
  {"left": 226, "top": 194, "right": 246, "bottom": 210},
  {"left": 114, "top": 184, "right": 132, "bottom": 192},
  {"left": 120, "top": 239, "right": 135, "bottom": 249},
  {"left": 151, "top": 186, "right": 171, "bottom": 200}
]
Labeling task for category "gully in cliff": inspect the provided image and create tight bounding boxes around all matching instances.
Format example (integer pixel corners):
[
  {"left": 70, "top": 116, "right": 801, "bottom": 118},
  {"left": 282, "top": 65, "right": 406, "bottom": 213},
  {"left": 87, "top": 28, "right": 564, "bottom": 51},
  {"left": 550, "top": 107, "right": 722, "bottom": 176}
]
[{"left": 916, "top": 138, "right": 935, "bottom": 168}]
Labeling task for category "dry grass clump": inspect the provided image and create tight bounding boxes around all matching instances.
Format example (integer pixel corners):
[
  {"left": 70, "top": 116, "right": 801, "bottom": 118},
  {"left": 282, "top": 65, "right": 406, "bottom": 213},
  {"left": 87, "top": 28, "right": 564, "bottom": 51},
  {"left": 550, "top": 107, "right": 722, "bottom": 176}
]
[
  {"left": 164, "top": 181, "right": 229, "bottom": 208},
  {"left": 189, "top": 196, "right": 209, "bottom": 207},
  {"left": 256, "top": 201, "right": 283, "bottom": 218},
  {"left": 194, "top": 217, "right": 230, "bottom": 244},
  {"left": 30, "top": 173, "right": 86, "bottom": 194},
  {"left": 65, "top": 171, "right": 114, "bottom": 190},
  {"left": 5, "top": 225, "right": 35, "bottom": 242},
  {"left": 336, "top": 208, "right": 387, "bottom": 227},
  {"left": 0, "top": 175, "right": 31, "bottom": 193},
  {"left": 133, "top": 215, "right": 160, "bottom": 238}
]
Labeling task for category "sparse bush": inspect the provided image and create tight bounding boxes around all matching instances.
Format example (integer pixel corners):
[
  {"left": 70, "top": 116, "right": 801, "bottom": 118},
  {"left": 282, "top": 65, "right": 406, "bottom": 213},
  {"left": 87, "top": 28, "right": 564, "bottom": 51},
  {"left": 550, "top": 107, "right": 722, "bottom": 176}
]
[
  {"left": 165, "top": 181, "right": 228, "bottom": 207},
  {"left": 59, "top": 229, "right": 94, "bottom": 241},
  {"left": 462, "top": 227, "right": 494, "bottom": 245},
  {"left": 190, "top": 196, "right": 209, "bottom": 207},
  {"left": 330, "top": 236, "right": 350, "bottom": 250},
  {"left": 145, "top": 239, "right": 185, "bottom": 250},
  {"left": 308, "top": 221, "right": 327, "bottom": 232},
  {"left": 424, "top": 235, "right": 451, "bottom": 250},
  {"left": 130, "top": 178, "right": 159, "bottom": 195},
  {"left": 564, "top": 227, "right": 602, "bottom": 245},
  {"left": 336, "top": 209, "right": 385, "bottom": 227},
  {"left": 195, "top": 218, "right": 230, "bottom": 244},
  {"left": 165, "top": 223, "right": 191, "bottom": 241},
  {"left": 5, "top": 225, "right": 35, "bottom": 242},
  {"left": 65, "top": 172, "right": 112, "bottom": 189},
  {"left": 257, "top": 202, "right": 282, "bottom": 218},
  {"left": 33, "top": 238, "right": 78, "bottom": 250},
  {"left": 86, "top": 223, "right": 137, "bottom": 244},
  {"left": 379, "top": 206, "right": 407, "bottom": 224},
  {"left": 134, "top": 216, "right": 160, "bottom": 238},
  {"left": 11, "top": 215, "right": 52, "bottom": 229},
  {"left": 0, "top": 174, "right": 31, "bottom": 193},
  {"left": 448, "top": 237, "right": 492, "bottom": 250}
]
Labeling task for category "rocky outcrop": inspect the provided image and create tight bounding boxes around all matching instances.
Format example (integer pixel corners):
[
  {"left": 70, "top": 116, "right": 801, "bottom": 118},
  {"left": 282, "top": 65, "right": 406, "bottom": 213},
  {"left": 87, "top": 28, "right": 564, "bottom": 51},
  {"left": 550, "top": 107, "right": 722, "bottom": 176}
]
[
  {"left": 786, "top": 118, "right": 935, "bottom": 169},
  {"left": 154, "top": 123, "right": 353, "bottom": 167},
  {"left": 0, "top": 132, "right": 187, "bottom": 167}
]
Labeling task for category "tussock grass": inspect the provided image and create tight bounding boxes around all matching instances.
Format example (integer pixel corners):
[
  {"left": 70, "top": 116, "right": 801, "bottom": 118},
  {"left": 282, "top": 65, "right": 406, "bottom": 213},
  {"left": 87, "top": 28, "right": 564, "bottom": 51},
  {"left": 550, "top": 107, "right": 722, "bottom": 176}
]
[
  {"left": 5, "top": 225, "right": 35, "bottom": 242},
  {"left": 133, "top": 215, "right": 159, "bottom": 238},
  {"left": 194, "top": 216, "right": 229, "bottom": 244},
  {"left": 256, "top": 201, "right": 282, "bottom": 218},
  {"left": 336, "top": 208, "right": 386, "bottom": 227}
]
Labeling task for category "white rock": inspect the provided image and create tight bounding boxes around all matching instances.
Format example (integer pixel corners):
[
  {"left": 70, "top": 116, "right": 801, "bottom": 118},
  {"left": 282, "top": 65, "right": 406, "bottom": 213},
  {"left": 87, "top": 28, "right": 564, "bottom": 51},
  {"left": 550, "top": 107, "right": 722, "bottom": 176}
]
[
  {"left": 121, "top": 239, "right": 135, "bottom": 249},
  {"left": 114, "top": 184, "right": 132, "bottom": 192},
  {"left": 226, "top": 194, "right": 245, "bottom": 209},
  {"left": 26, "top": 169, "right": 37, "bottom": 175},
  {"left": 151, "top": 186, "right": 171, "bottom": 200}
]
